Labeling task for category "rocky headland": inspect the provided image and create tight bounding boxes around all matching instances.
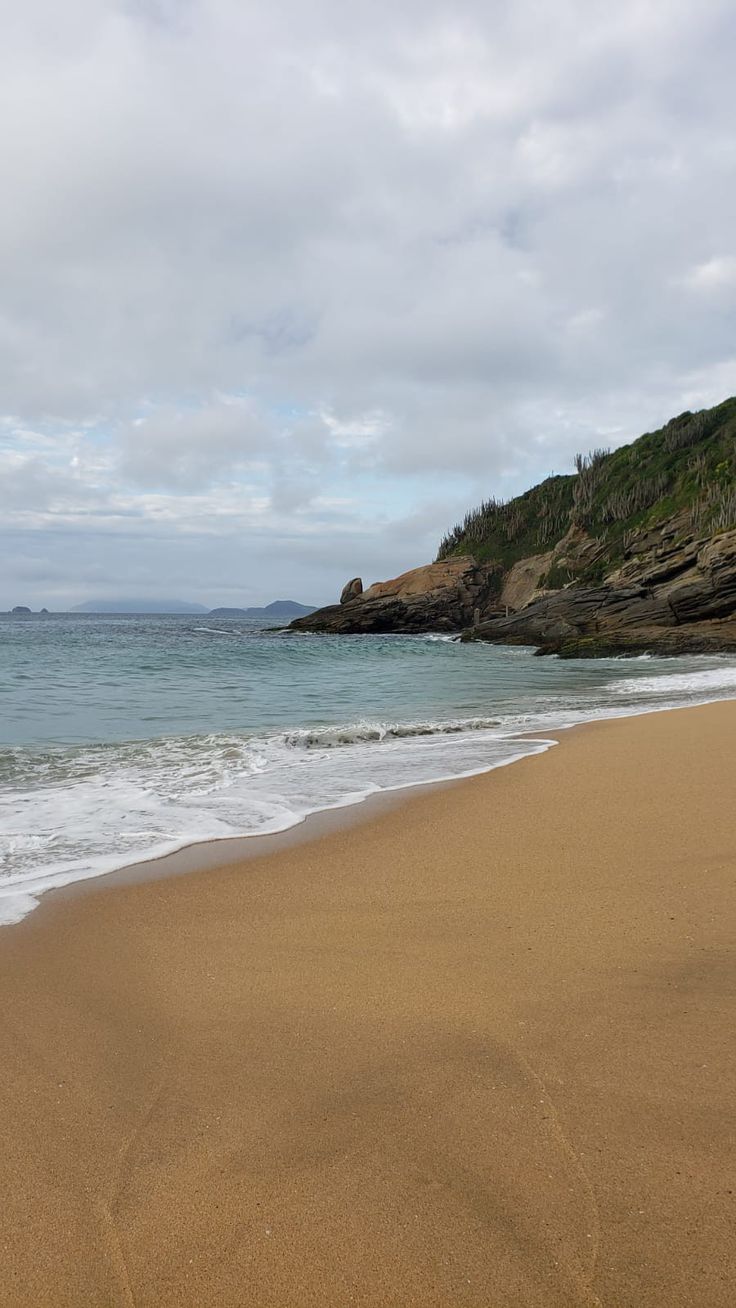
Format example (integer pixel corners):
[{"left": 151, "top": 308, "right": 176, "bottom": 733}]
[{"left": 290, "top": 398, "right": 736, "bottom": 655}]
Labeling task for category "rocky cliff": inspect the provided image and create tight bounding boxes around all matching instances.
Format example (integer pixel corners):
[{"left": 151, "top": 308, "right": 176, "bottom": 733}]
[
  {"left": 290, "top": 398, "right": 736, "bottom": 652},
  {"left": 466, "top": 519, "right": 736, "bottom": 656}
]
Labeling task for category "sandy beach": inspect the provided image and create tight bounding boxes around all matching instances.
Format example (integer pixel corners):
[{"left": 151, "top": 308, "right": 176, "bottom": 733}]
[{"left": 0, "top": 701, "right": 734, "bottom": 1306}]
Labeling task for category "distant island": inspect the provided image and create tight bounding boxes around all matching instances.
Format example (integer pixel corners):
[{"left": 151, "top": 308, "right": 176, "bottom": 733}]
[
  {"left": 5, "top": 606, "right": 52, "bottom": 615},
  {"left": 69, "top": 599, "right": 317, "bottom": 617},
  {"left": 208, "top": 601, "right": 316, "bottom": 619}
]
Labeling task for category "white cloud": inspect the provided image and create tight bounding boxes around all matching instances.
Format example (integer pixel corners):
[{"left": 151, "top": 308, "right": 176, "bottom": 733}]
[
  {"left": 1, "top": 0, "right": 736, "bottom": 606},
  {"left": 320, "top": 409, "right": 390, "bottom": 448},
  {"left": 119, "top": 397, "right": 273, "bottom": 488},
  {"left": 683, "top": 255, "right": 736, "bottom": 293}
]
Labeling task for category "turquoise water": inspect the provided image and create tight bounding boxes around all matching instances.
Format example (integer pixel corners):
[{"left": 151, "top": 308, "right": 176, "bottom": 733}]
[{"left": 2, "top": 612, "right": 736, "bottom": 924}]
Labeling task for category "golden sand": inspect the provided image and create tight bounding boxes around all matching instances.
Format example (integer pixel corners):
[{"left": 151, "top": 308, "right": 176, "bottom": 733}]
[{"left": 0, "top": 702, "right": 734, "bottom": 1306}]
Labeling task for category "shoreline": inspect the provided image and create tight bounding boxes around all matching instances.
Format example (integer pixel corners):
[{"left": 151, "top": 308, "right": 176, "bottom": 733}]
[
  {"left": 5, "top": 688, "right": 736, "bottom": 927},
  {"left": 0, "top": 700, "right": 734, "bottom": 1304},
  {"left": 40, "top": 735, "right": 557, "bottom": 915}
]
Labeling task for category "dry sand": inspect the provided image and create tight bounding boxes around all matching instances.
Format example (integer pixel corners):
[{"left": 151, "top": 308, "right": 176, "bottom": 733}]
[{"left": 0, "top": 702, "right": 734, "bottom": 1306}]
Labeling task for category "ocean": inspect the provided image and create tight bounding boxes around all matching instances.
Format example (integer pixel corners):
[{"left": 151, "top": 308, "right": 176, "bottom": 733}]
[{"left": 2, "top": 612, "right": 736, "bottom": 926}]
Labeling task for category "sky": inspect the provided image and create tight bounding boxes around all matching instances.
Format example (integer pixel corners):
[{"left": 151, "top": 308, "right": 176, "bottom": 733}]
[{"left": 2, "top": 0, "right": 735, "bottom": 610}]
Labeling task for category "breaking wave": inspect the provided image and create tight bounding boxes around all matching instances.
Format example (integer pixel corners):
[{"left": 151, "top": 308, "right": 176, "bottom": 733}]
[
  {"left": 2, "top": 612, "right": 736, "bottom": 927},
  {"left": 610, "top": 665, "right": 736, "bottom": 696}
]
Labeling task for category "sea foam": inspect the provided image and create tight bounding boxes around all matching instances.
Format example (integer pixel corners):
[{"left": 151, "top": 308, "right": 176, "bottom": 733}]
[{"left": 2, "top": 614, "right": 736, "bottom": 925}]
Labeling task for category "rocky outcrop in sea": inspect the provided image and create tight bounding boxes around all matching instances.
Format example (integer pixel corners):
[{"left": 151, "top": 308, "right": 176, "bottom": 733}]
[
  {"left": 290, "top": 557, "right": 501, "bottom": 634},
  {"left": 290, "top": 520, "right": 736, "bottom": 655}
]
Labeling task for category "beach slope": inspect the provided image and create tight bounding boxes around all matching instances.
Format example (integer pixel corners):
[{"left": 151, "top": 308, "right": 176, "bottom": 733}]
[{"left": 0, "top": 703, "right": 734, "bottom": 1306}]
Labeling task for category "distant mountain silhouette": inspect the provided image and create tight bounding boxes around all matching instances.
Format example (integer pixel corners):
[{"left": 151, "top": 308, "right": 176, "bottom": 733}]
[
  {"left": 72, "top": 599, "right": 209, "bottom": 613},
  {"left": 208, "top": 600, "right": 316, "bottom": 618}
]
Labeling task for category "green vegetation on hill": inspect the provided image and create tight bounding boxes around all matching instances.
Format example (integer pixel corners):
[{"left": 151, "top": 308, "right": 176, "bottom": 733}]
[{"left": 437, "top": 397, "right": 736, "bottom": 584}]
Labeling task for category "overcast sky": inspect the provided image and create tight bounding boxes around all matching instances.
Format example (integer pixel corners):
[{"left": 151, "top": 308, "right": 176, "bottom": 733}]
[{"left": 2, "top": 0, "right": 735, "bottom": 609}]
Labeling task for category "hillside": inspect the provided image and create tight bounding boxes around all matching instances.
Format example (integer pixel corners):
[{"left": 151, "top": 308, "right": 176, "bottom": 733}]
[
  {"left": 291, "top": 398, "right": 736, "bottom": 654},
  {"left": 436, "top": 397, "right": 736, "bottom": 588}
]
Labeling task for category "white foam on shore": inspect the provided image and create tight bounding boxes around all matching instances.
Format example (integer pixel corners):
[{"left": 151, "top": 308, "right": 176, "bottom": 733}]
[
  {"left": 0, "top": 727, "right": 558, "bottom": 925},
  {"left": 610, "top": 665, "right": 736, "bottom": 695},
  {"left": 2, "top": 659, "right": 736, "bottom": 926}
]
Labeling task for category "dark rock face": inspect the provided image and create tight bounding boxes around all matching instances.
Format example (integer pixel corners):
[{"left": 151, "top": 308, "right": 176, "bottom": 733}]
[
  {"left": 291, "top": 558, "right": 501, "bottom": 633},
  {"left": 340, "top": 577, "right": 363, "bottom": 605},
  {"left": 290, "top": 521, "right": 736, "bottom": 654},
  {"left": 543, "top": 624, "right": 736, "bottom": 658},
  {"left": 466, "top": 527, "right": 736, "bottom": 656}
]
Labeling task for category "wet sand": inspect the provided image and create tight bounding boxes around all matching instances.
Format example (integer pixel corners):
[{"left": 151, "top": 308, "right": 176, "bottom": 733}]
[{"left": 0, "top": 702, "right": 734, "bottom": 1306}]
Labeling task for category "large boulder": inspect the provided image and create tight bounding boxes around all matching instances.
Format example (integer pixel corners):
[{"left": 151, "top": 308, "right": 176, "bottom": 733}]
[
  {"left": 340, "top": 577, "right": 363, "bottom": 604},
  {"left": 499, "top": 551, "right": 554, "bottom": 611}
]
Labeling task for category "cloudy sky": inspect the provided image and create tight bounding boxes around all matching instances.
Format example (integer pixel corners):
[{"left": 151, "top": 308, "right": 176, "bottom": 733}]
[{"left": 2, "top": 0, "right": 735, "bottom": 609}]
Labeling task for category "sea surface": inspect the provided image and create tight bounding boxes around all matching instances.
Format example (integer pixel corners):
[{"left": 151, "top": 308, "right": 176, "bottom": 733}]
[{"left": 2, "top": 612, "right": 736, "bottom": 925}]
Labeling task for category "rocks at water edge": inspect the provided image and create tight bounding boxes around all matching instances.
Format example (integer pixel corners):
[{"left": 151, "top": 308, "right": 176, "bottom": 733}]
[
  {"left": 464, "top": 524, "right": 736, "bottom": 656},
  {"left": 288, "top": 521, "right": 736, "bottom": 654},
  {"left": 290, "top": 557, "right": 502, "bottom": 633}
]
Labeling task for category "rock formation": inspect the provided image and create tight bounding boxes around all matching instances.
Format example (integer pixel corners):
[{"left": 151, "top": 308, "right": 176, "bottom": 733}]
[
  {"left": 465, "top": 522, "right": 736, "bottom": 656},
  {"left": 290, "top": 398, "right": 736, "bottom": 653},
  {"left": 291, "top": 557, "right": 501, "bottom": 633},
  {"left": 340, "top": 578, "right": 363, "bottom": 604},
  {"left": 292, "top": 521, "right": 736, "bottom": 652}
]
